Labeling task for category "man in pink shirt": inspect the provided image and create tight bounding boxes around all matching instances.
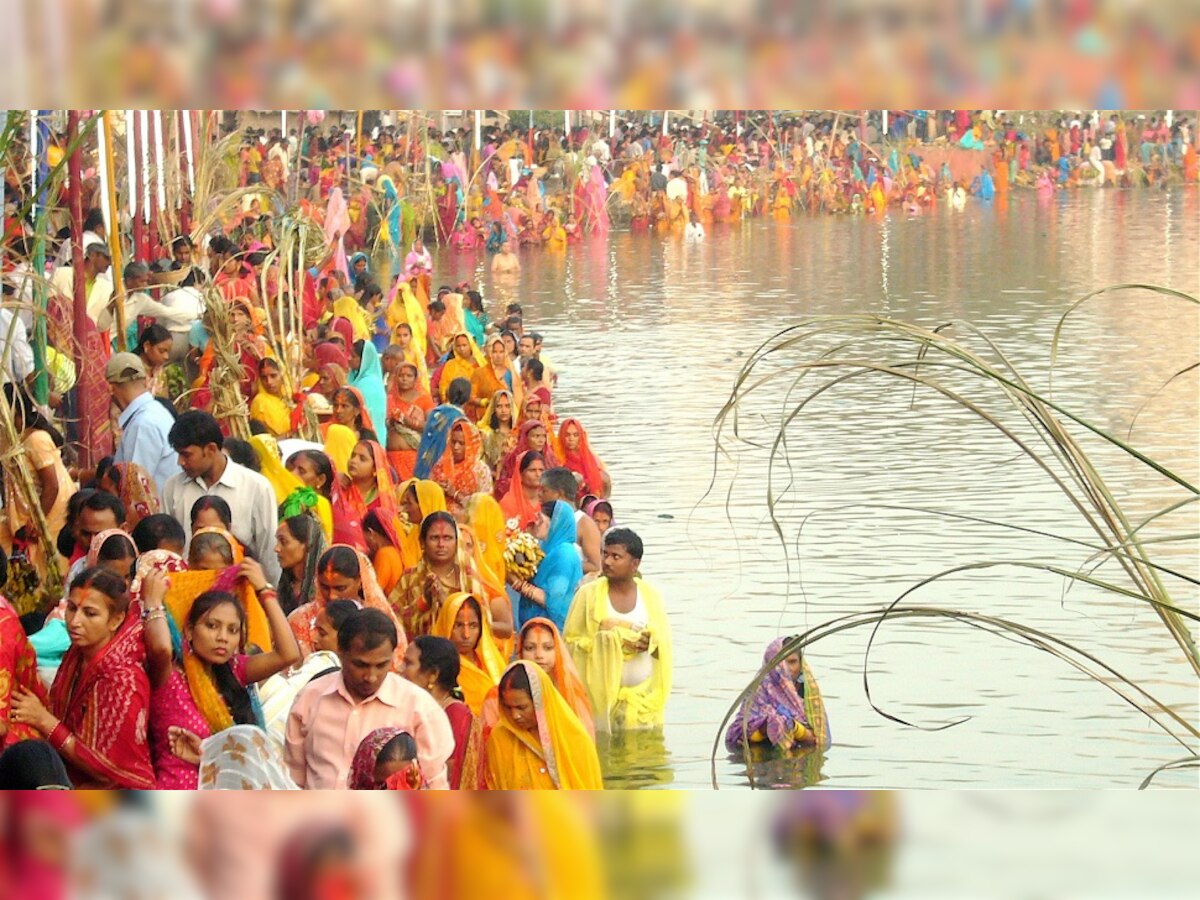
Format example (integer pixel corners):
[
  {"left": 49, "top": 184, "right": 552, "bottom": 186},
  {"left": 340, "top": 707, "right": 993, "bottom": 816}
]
[{"left": 286, "top": 609, "right": 454, "bottom": 789}]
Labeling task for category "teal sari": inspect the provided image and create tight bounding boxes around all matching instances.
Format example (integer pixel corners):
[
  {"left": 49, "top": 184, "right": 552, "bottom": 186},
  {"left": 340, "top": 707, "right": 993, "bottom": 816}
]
[{"left": 348, "top": 341, "right": 387, "bottom": 439}]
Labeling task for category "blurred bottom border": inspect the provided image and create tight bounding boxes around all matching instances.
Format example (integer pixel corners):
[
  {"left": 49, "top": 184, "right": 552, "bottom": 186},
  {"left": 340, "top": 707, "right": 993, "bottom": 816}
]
[{"left": 1, "top": 789, "right": 1197, "bottom": 899}]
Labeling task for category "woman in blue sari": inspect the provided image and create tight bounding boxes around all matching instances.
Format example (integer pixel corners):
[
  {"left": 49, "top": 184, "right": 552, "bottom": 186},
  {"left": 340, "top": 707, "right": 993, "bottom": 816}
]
[
  {"left": 348, "top": 252, "right": 372, "bottom": 289},
  {"left": 348, "top": 340, "right": 388, "bottom": 439},
  {"left": 510, "top": 500, "right": 582, "bottom": 634}
]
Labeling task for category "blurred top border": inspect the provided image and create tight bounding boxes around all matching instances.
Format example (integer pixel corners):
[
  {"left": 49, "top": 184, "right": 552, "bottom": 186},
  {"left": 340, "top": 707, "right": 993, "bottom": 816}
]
[{"left": 0, "top": 1, "right": 1197, "bottom": 109}]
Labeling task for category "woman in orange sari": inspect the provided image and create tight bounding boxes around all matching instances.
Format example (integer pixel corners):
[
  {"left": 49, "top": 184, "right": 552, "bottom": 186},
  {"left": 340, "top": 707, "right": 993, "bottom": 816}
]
[
  {"left": 363, "top": 508, "right": 406, "bottom": 597},
  {"left": 385, "top": 362, "right": 434, "bottom": 482},
  {"left": 500, "top": 451, "right": 546, "bottom": 530},
  {"left": 96, "top": 461, "right": 161, "bottom": 531},
  {"left": 329, "top": 386, "right": 380, "bottom": 443},
  {"left": 432, "top": 592, "right": 507, "bottom": 715},
  {"left": 511, "top": 617, "right": 594, "bottom": 737},
  {"left": 430, "top": 420, "right": 493, "bottom": 518},
  {"left": 470, "top": 336, "right": 523, "bottom": 420},
  {"left": 287, "top": 544, "right": 406, "bottom": 666}
]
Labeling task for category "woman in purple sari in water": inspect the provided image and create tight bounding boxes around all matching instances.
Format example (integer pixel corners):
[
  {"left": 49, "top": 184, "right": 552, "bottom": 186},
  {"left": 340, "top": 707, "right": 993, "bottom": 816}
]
[{"left": 725, "top": 637, "right": 831, "bottom": 753}]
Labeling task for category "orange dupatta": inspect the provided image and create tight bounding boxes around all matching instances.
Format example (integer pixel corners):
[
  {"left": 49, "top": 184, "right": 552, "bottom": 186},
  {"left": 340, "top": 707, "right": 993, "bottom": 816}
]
[{"left": 500, "top": 451, "right": 543, "bottom": 529}]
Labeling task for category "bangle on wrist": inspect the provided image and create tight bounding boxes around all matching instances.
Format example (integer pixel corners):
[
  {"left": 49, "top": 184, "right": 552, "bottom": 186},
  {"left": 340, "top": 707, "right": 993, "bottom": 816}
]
[
  {"left": 48, "top": 721, "right": 70, "bottom": 750},
  {"left": 257, "top": 584, "right": 276, "bottom": 595}
]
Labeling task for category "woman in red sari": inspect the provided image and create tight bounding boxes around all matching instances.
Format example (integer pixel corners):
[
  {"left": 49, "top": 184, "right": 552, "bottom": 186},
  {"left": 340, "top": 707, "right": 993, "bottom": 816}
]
[
  {"left": 8, "top": 567, "right": 155, "bottom": 789},
  {"left": 494, "top": 420, "right": 560, "bottom": 500},
  {"left": 557, "top": 418, "right": 609, "bottom": 499},
  {"left": 331, "top": 439, "right": 399, "bottom": 552},
  {"left": 499, "top": 451, "right": 546, "bottom": 530},
  {"left": 1, "top": 593, "right": 48, "bottom": 749}
]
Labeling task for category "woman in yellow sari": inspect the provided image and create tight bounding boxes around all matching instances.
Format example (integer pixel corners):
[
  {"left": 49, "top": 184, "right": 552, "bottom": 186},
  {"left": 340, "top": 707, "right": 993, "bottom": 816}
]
[
  {"left": 485, "top": 660, "right": 603, "bottom": 790},
  {"left": 386, "top": 280, "right": 428, "bottom": 360},
  {"left": 438, "top": 332, "right": 481, "bottom": 403},
  {"left": 396, "top": 478, "right": 449, "bottom": 568},
  {"left": 465, "top": 493, "right": 507, "bottom": 591},
  {"left": 432, "top": 592, "right": 506, "bottom": 715},
  {"left": 249, "top": 358, "right": 294, "bottom": 437},
  {"left": 331, "top": 293, "right": 373, "bottom": 342},
  {"left": 251, "top": 435, "right": 334, "bottom": 541},
  {"left": 323, "top": 423, "right": 359, "bottom": 475}
]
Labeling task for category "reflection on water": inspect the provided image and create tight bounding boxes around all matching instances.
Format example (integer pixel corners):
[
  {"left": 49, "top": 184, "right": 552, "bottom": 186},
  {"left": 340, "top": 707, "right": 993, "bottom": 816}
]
[
  {"left": 598, "top": 728, "right": 674, "bottom": 789},
  {"left": 433, "top": 188, "right": 1199, "bottom": 789}
]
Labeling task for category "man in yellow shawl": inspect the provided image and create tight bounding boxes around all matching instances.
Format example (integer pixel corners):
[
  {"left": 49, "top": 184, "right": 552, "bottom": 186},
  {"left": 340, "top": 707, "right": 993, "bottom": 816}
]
[{"left": 564, "top": 528, "right": 671, "bottom": 733}]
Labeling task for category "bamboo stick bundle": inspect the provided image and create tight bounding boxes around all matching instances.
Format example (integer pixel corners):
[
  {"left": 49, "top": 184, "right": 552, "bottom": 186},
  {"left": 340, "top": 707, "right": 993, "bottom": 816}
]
[
  {"left": 0, "top": 388, "right": 65, "bottom": 614},
  {"left": 196, "top": 288, "right": 251, "bottom": 441}
]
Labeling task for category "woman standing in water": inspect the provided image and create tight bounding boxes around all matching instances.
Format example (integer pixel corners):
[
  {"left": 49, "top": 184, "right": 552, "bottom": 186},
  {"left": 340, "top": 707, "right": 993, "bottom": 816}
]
[{"left": 484, "top": 660, "right": 602, "bottom": 790}]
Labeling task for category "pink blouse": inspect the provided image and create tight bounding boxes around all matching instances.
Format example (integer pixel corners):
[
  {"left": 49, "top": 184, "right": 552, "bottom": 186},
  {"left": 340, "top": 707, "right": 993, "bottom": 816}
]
[{"left": 149, "top": 655, "right": 249, "bottom": 789}]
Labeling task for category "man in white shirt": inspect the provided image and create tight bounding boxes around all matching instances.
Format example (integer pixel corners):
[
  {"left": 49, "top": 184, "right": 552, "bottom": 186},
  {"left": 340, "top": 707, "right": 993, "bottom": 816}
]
[
  {"left": 0, "top": 290, "right": 34, "bottom": 387},
  {"left": 161, "top": 410, "right": 282, "bottom": 584},
  {"left": 52, "top": 208, "right": 108, "bottom": 274},
  {"left": 106, "top": 352, "right": 181, "bottom": 493},
  {"left": 49, "top": 240, "right": 113, "bottom": 325},
  {"left": 95, "top": 261, "right": 198, "bottom": 340}
]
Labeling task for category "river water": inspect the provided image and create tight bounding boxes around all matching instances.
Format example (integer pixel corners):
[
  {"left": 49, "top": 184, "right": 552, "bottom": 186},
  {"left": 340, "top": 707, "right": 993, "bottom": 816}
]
[{"left": 432, "top": 188, "right": 1199, "bottom": 789}]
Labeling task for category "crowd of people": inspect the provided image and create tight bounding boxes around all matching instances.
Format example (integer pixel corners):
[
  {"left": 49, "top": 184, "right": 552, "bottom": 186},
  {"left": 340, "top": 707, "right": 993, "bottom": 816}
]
[
  {"left": 0, "top": 197, "right": 691, "bottom": 789},
  {"left": 265, "top": 109, "right": 1200, "bottom": 260},
  {"left": 0, "top": 111, "right": 851, "bottom": 792}
]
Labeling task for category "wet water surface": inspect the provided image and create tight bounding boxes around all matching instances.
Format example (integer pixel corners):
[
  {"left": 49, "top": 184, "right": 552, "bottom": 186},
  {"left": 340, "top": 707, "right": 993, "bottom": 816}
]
[{"left": 434, "top": 188, "right": 1199, "bottom": 788}]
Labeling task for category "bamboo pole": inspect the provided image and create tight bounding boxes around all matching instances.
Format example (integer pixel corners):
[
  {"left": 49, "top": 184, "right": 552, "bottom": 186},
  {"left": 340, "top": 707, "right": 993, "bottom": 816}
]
[
  {"left": 100, "top": 111, "right": 129, "bottom": 351},
  {"left": 67, "top": 110, "right": 101, "bottom": 467},
  {"left": 29, "top": 111, "right": 49, "bottom": 405},
  {"left": 356, "top": 109, "right": 364, "bottom": 172},
  {"left": 132, "top": 111, "right": 145, "bottom": 259},
  {"left": 291, "top": 110, "right": 305, "bottom": 204}
]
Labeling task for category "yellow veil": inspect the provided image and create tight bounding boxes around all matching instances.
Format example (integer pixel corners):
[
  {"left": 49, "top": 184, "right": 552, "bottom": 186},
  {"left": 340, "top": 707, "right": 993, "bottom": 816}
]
[
  {"left": 323, "top": 423, "right": 358, "bottom": 474},
  {"left": 396, "top": 478, "right": 448, "bottom": 568},
  {"left": 433, "top": 591, "right": 506, "bottom": 715},
  {"left": 251, "top": 435, "right": 334, "bottom": 541},
  {"left": 466, "top": 493, "right": 507, "bottom": 586},
  {"left": 485, "top": 660, "right": 604, "bottom": 790}
]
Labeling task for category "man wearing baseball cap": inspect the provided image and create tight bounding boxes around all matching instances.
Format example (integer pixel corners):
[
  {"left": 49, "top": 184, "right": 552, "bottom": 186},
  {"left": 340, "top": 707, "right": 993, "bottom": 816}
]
[
  {"left": 48, "top": 238, "right": 114, "bottom": 325},
  {"left": 106, "top": 352, "right": 180, "bottom": 493}
]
